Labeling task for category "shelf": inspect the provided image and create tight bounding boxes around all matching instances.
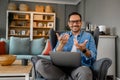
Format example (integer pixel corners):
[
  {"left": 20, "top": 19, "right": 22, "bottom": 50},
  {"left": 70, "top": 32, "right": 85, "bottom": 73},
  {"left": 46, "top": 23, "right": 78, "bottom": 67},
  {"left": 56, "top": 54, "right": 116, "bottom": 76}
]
[
  {"left": 33, "top": 27, "right": 51, "bottom": 29},
  {"left": 10, "top": 26, "right": 30, "bottom": 28},
  {"left": 33, "top": 35, "right": 49, "bottom": 37},
  {"left": 33, "top": 20, "right": 54, "bottom": 22},
  {"left": 13, "top": 18, "right": 30, "bottom": 20},
  {"left": 33, "top": 35, "right": 49, "bottom": 39},
  {"left": 6, "top": 10, "right": 56, "bottom": 40},
  {"left": 8, "top": 34, "right": 30, "bottom": 37}
]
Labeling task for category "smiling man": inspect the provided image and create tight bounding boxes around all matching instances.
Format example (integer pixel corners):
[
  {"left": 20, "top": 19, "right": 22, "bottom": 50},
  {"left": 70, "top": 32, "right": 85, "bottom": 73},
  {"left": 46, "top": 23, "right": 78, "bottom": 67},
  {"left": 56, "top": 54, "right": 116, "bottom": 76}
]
[{"left": 36, "top": 12, "right": 97, "bottom": 80}]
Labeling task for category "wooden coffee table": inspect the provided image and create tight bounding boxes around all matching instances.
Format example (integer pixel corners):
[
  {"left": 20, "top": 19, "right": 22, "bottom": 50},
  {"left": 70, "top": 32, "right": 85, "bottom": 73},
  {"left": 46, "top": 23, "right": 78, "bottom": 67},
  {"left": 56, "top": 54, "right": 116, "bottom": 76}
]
[{"left": 0, "top": 60, "right": 32, "bottom": 80}]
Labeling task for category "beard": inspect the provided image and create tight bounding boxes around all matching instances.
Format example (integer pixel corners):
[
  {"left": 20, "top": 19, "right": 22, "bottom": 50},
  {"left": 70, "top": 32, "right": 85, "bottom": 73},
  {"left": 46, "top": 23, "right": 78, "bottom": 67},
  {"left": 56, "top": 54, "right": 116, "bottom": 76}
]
[{"left": 70, "top": 26, "right": 81, "bottom": 33}]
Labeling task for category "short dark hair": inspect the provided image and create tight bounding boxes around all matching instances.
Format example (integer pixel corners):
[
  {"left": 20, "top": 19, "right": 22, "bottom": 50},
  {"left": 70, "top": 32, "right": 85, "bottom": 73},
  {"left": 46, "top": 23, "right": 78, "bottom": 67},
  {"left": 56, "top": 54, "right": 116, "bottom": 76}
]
[{"left": 68, "top": 12, "right": 82, "bottom": 21}]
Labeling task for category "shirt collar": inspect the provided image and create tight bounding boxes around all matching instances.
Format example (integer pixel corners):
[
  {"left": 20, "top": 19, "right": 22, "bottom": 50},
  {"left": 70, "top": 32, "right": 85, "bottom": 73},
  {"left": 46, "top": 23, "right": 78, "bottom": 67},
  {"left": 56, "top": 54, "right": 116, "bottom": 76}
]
[{"left": 68, "top": 30, "right": 84, "bottom": 37}]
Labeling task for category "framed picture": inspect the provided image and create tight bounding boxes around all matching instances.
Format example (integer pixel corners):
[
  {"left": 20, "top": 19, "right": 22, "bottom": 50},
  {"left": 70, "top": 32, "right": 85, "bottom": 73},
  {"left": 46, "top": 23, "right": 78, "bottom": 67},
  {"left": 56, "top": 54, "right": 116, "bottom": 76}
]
[
  {"left": 21, "top": 30, "right": 26, "bottom": 35},
  {"left": 47, "top": 22, "right": 53, "bottom": 28},
  {"left": 10, "top": 30, "right": 15, "bottom": 35},
  {"left": 38, "top": 22, "right": 43, "bottom": 27}
]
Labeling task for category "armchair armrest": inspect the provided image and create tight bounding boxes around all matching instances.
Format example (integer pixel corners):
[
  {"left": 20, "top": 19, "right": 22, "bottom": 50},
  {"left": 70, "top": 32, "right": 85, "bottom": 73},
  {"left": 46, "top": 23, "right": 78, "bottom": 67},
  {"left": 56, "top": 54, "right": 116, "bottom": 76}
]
[{"left": 92, "top": 58, "right": 112, "bottom": 80}]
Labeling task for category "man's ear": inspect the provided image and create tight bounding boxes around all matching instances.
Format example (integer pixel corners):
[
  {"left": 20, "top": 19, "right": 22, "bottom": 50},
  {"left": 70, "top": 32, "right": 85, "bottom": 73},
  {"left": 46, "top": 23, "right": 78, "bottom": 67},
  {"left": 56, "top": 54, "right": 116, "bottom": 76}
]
[
  {"left": 65, "top": 25, "right": 70, "bottom": 31},
  {"left": 80, "top": 21, "right": 84, "bottom": 28}
]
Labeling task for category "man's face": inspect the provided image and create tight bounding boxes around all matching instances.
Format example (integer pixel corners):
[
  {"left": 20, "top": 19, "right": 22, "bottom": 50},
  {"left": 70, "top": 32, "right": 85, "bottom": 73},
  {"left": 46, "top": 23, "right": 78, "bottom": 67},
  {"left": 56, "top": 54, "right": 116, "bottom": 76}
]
[{"left": 68, "top": 15, "right": 82, "bottom": 33}]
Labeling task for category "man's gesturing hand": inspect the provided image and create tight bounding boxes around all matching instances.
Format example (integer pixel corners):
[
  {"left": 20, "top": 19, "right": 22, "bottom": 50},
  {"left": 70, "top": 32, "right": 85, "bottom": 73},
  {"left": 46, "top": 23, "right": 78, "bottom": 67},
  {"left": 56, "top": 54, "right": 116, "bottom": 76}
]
[
  {"left": 56, "top": 33, "right": 69, "bottom": 51},
  {"left": 74, "top": 39, "right": 88, "bottom": 51},
  {"left": 56, "top": 33, "right": 69, "bottom": 45}
]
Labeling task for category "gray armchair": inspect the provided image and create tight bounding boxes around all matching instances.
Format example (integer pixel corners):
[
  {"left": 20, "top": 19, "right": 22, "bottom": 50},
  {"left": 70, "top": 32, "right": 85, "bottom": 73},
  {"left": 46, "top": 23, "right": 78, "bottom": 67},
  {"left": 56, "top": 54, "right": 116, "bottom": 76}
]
[{"left": 31, "top": 28, "right": 112, "bottom": 80}]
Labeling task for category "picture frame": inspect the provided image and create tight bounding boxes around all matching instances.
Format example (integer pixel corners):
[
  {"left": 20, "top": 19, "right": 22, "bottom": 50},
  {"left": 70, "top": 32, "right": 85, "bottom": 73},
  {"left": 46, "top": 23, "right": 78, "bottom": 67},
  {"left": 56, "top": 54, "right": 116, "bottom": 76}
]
[
  {"left": 10, "top": 30, "right": 15, "bottom": 35},
  {"left": 47, "top": 22, "right": 53, "bottom": 28},
  {"left": 38, "top": 22, "right": 43, "bottom": 27},
  {"left": 21, "top": 30, "right": 26, "bottom": 35}
]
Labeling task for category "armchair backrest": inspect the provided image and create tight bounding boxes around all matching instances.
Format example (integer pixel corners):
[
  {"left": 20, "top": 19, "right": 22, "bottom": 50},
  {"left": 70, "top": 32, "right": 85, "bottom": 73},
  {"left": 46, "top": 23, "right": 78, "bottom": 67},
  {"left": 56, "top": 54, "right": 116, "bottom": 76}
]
[
  {"left": 49, "top": 28, "right": 58, "bottom": 50},
  {"left": 87, "top": 27, "right": 99, "bottom": 49},
  {"left": 49, "top": 27, "right": 99, "bottom": 50}
]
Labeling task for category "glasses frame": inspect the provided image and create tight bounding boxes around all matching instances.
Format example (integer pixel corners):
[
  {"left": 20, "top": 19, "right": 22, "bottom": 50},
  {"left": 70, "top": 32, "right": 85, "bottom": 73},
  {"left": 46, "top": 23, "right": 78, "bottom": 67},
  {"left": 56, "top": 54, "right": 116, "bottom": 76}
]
[{"left": 69, "top": 20, "right": 81, "bottom": 25}]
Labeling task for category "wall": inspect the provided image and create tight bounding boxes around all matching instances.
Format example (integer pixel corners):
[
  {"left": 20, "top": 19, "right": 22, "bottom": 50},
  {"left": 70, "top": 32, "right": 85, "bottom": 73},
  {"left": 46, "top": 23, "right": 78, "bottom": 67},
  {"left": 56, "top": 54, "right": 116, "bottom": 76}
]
[
  {"left": 0, "top": 0, "right": 9, "bottom": 38},
  {"left": 79, "top": 0, "right": 120, "bottom": 78}
]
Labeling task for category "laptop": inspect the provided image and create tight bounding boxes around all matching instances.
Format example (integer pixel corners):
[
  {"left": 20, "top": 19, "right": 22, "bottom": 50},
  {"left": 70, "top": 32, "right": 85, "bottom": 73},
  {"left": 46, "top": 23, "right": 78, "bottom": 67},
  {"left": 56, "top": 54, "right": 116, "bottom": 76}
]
[{"left": 50, "top": 51, "right": 81, "bottom": 67}]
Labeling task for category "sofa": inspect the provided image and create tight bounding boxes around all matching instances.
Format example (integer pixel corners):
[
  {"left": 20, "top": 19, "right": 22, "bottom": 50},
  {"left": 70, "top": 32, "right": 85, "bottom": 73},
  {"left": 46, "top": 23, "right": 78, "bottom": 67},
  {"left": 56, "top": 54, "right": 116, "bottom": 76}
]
[{"left": 0, "top": 36, "right": 51, "bottom": 60}]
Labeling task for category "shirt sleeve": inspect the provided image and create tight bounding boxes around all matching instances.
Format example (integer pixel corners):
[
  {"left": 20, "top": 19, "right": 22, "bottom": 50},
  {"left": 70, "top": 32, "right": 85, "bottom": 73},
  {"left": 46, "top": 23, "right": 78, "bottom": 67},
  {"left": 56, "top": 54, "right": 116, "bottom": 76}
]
[{"left": 84, "top": 34, "right": 97, "bottom": 62}]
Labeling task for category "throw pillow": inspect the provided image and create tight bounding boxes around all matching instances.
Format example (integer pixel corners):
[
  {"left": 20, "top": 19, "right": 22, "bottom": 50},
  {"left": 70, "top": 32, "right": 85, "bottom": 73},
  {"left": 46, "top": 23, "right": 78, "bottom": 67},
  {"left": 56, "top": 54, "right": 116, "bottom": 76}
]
[
  {"left": 42, "top": 39, "right": 52, "bottom": 55},
  {"left": 9, "top": 37, "right": 30, "bottom": 55},
  {"left": 0, "top": 41, "right": 6, "bottom": 55},
  {"left": 0, "top": 38, "right": 9, "bottom": 53},
  {"left": 31, "top": 38, "right": 46, "bottom": 55}
]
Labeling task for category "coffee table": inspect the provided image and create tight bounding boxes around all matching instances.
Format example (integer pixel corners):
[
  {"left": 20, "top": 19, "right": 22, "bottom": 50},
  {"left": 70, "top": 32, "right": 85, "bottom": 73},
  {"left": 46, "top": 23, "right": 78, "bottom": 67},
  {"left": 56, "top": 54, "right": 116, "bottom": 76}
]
[{"left": 0, "top": 60, "right": 32, "bottom": 80}]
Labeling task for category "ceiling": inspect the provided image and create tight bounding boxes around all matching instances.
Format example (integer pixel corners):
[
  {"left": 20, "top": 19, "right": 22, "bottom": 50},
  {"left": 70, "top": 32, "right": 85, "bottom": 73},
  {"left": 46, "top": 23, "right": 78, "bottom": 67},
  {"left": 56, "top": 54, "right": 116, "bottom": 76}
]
[{"left": 11, "top": 0, "right": 82, "bottom": 5}]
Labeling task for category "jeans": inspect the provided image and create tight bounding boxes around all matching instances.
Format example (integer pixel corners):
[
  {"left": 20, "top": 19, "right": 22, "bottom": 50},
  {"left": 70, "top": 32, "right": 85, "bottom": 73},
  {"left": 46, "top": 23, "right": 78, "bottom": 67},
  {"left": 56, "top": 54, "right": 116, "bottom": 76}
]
[{"left": 35, "top": 59, "right": 92, "bottom": 80}]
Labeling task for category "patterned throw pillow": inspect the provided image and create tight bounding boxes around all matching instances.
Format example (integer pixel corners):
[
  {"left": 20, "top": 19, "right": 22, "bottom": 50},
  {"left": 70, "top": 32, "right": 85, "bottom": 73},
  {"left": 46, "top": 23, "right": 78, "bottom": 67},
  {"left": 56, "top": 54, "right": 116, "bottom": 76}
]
[
  {"left": 42, "top": 39, "right": 52, "bottom": 55},
  {"left": 0, "top": 41, "right": 6, "bottom": 55}
]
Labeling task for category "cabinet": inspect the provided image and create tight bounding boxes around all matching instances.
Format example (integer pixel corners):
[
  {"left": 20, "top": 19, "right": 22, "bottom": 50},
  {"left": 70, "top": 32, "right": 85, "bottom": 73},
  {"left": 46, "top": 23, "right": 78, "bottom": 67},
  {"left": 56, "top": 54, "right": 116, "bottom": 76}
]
[
  {"left": 97, "top": 35, "right": 117, "bottom": 79},
  {"left": 6, "top": 10, "right": 56, "bottom": 40}
]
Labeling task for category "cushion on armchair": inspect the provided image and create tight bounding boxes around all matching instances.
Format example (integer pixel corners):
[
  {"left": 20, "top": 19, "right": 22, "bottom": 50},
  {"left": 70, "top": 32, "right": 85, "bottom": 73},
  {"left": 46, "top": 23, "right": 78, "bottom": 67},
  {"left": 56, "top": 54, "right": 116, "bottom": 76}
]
[
  {"left": 49, "top": 28, "right": 58, "bottom": 50},
  {"left": 42, "top": 39, "right": 52, "bottom": 55}
]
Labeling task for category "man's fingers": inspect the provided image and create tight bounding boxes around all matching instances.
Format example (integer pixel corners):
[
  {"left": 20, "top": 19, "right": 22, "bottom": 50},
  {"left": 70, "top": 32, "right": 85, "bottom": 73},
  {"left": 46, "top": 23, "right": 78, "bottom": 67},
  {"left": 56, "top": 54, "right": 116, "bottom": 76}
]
[
  {"left": 56, "top": 33, "right": 61, "bottom": 40},
  {"left": 74, "top": 39, "right": 79, "bottom": 47},
  {"left": 83, "top": 40, "right": 88, "bottom": 45}
]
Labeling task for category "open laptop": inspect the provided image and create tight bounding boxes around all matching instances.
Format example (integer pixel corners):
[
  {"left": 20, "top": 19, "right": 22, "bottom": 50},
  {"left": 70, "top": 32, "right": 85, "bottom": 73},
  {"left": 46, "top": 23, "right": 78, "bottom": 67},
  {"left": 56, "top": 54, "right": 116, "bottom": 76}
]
[{"left": 50, "top": 51, "right": 81, "bottom": 67}]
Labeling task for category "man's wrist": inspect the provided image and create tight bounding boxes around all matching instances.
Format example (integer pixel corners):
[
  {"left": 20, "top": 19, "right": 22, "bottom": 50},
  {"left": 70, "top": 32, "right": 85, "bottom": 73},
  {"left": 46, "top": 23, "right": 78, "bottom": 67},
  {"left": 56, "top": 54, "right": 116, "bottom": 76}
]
[
  {"left": 56, "top": 42, "right": 64, "bottom": 51},
  {"left": 82, "top": 49, "right": 87, "bottom": 53}
]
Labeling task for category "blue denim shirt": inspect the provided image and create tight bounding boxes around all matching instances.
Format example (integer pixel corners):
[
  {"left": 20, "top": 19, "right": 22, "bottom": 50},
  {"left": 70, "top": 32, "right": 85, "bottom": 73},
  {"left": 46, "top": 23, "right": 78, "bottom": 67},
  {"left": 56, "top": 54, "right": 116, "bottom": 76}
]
[{"left": 53, "top": 30, "right": 97, "bottom": 68}]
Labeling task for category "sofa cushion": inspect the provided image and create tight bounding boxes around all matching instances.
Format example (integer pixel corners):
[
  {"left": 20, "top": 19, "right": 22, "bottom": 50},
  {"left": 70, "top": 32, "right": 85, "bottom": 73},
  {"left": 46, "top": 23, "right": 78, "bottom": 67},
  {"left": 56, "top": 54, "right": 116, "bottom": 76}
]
[
  {"left": 0, "top": 38, "right": 9, "bottom": 54},
  {"left": 16, "top": 55, "right": 33, "bottom": 60},
  {"left": 0, "top": 41, "right": 6, "bottom": 55},
  {"left": 31, "top": 38, "right": 46, "bottom": 55},
  {"left": 42, "top": 39, "right": 52, "bottom": 55},
  {"left": 9, "top": 37, "right": 30, "bottom": 55}
]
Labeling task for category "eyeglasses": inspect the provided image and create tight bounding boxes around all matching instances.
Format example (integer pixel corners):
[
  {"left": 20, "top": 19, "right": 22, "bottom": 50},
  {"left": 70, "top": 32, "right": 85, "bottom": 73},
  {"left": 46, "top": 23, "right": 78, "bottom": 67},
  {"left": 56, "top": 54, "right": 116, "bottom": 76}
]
[{"left": 69, "top": 20, "right": 81, "bottom": 24}]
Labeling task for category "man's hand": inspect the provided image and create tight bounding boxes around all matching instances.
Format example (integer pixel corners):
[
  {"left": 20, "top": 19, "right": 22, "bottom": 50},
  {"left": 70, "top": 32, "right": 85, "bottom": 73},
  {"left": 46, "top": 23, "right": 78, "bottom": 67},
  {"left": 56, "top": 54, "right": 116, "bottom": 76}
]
[
  {"left": 56, "top": 33, "right": 69, "bottom": 51},
  {"left": 74, "top": 39, "right": 91, "bottom": 57},
  {"left": 56, "top": 33, "right": 69, "bottom": 45},
  {"left": 74, "top": 39, "right": 88, "bottom": 51}
]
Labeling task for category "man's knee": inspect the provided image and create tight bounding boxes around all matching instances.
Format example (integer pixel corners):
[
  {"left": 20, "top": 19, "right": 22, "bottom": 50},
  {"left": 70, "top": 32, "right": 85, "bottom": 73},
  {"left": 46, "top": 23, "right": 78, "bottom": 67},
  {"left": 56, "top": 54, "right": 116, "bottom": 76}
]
[
  {"left": 79, "top": 66, "right": 92, "bottom": 77},
  {"left": 71, "top": 66, "right": 92, "bottom": 80},
  {"left": 35, "top": 59, "right": 65, "bottom": 80},
  {"left": 36, "top": 59, "right": 51, "bottom": 72}
]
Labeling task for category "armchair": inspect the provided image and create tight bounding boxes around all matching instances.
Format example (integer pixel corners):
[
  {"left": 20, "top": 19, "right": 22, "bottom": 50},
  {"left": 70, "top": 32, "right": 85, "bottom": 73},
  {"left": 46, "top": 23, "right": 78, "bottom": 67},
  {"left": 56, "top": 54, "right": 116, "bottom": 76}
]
[{"left": 31, "top": 28, "right": 112, "bottom": 80}]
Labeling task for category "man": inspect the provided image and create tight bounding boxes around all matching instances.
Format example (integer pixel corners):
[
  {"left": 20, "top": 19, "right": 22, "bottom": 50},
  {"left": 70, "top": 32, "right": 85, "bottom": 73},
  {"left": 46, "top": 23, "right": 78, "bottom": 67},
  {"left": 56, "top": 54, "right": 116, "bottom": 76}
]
[{"left": 36, "top": 12, "right": 97, "bottom": 80}]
